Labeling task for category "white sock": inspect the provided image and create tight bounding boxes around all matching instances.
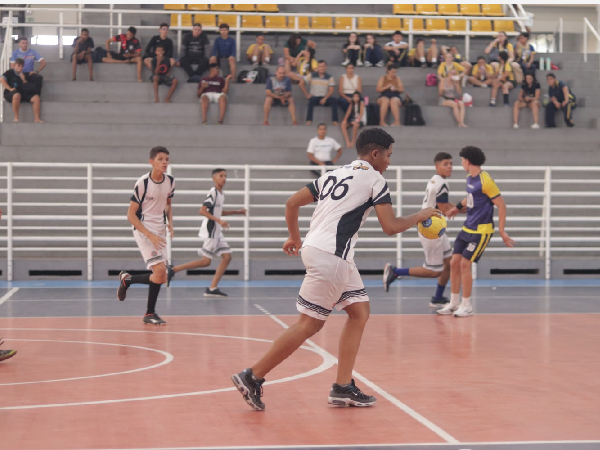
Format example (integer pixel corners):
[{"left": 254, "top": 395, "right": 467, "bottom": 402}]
[
  {"left": 419, "top": 57, "right": 426, "bottom": 63},
  {"left": 450, "top": 293, "right": 460, "bottom": 307},
  {"left": 265, "top": 57, "right": 270, "bottom": 63},
  {"left": 431, "top": 57, "right": 437, "bottom": 63},
  {"left": 252, "top": 55, "right": 257, "bottom": 62},
  {"left": 461, "top": 297, "right": 471, "bottom": 308}
]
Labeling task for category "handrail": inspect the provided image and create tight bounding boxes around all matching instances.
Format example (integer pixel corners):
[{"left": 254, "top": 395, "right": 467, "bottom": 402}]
[
  {"left": 583, "top": 17, "right": 600, "bottom": 63},
  {"left": 555, "top": 17, "right": 563, "bottom": 54},
  {"left": 0, "top": 10, "right": 13, "bottom": 124}
]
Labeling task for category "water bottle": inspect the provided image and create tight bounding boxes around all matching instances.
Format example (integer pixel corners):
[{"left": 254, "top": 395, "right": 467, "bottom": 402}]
[
  {"left": 543, "top": 93, "right": 550, "bottom": 107},
  {"left": 539, "top": 58, "right": 545, "bottom": 71},
  {"left": 545, "top": 57, "right": 551, "bottom": 70}
]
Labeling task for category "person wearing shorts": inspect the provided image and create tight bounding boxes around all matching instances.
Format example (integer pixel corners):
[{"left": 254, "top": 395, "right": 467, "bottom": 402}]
[
  {"left": 490, "top": 51, "right": 516, "bottom": 107},
  {"left": 1, "top": 58, "right": 42, "bottom": 123},
  {"left": 102, "top": 26, "right": 143, "bottom": 82},
  {"left": 198, "top": 63, "right": 231, "bottom": 125},
  {"left": 151, "top": 45, "right": 178, "bottom": 103},
  {"left": 231, "top": 128, "right": 438, "bottom": 411},
  {"left": 438, "top": 146, "right": 514, "bottom": 318}
]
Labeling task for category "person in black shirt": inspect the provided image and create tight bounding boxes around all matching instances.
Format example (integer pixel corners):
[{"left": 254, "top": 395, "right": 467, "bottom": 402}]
[
  {"left": 545, "top": 72, "right": 576, "bottom": 128},
  {"left": 103, "top": 26, "right": 143, "bottom": 82},
  {"left": 151, "top": 45, "right": 179, "bottom": 103},
  {"left": 71, "top": 28, "right": 94, "bottom": 81},
  {"left": 178, "top": 23, "right": 210, "bottom": 83},
  {"left": 513, "top": 72, "right": 541, "bottom": 129},
  {"left": 144, "top": 23, "right": 175, "bottom": 71},
  {"left": 0, "top": 58, "right": 43, "bottom": 123}
]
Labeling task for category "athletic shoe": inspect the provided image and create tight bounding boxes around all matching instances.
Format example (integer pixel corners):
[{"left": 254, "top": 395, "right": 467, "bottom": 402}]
[
  {"left": 231, "top": 368, "right": 265, "bottom": 411},
  {"left": 454, "top": 304, "right": 474, "bottom": 317},
  {"left": 117, "top": 271, "right": 131, "bottom": 301},
  {"left": 383, "top": 263, "right": 398, "bottom": 293},
  {"left": 204, "top": 287, "right": 228, "bottom": 297},
  {"left": 364, "top": 61, "right": 373, "bottom": 67},
  {"left": 513, "top": 123, "right": 519, "bottom": 129},
  {"left": 166, "top": 265, "right": 175, "bottom": 287},
  {"left": 143, "top": 313, "right": 166, "bottom": 325},
  {"left": 375, "top": 61, "right": 385, "bottom": 68},
  {"left": 0, "top": 339, "right": 16, "bottom": 362},
  {"left": 566, "top": 120, "right": 574, "bottom": 128},
  {"left": 489, "top": 101, "right": 496, "bottom": 107},
  {"left": 429, "top": 296, "right": 449, "bottom": 308},
  {"left": 531, "top": 123, "right": 540, "bottom": 129},
  {"left": 356, "top": 60, "right": 364, "bottom": 67},
  {"left": 437, "top": 303, "right": 459, "bottom": 315},
  {"left": 328, "top": 379, "right": 376, "bottom": 407},
  {"left": 341, "top": 59, "right": 350, "bottom": 67}
]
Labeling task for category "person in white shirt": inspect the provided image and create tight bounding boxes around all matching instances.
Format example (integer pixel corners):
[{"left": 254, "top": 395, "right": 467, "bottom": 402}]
[
  {"left": 306, "top": 123, "right": 343, "bottom": 176},
  {"left": 231, "top": 128, "right": 438, "bottom": 411},
  {"left": 383, "top": 31, "right": 409, "bottom": 67}
]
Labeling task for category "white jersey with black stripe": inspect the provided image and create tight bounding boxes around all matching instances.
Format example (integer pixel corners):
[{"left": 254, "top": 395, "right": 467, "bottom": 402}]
[
  {"left": 199, "top": 187, "right": 224, "bottom": 239},
  {"left": 422, "top": 174, "right": 450, "bottom": 209},
  {"left": 304, "top": 159, "right": 392, "bottom": 263},
  {"left": 130, "top": 171, "right": 175, "bottom": 232}
]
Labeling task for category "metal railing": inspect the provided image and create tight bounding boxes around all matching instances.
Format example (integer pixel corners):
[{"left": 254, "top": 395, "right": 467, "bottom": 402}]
[
  {"left": 583, "top": 17, "right": 600, "bottom": 63},
  {"left": 0, "top": 163, "right": 598, "bottom": 282},
  {"left": 0, "top": 10, "right": 13, "bottom": 124}
]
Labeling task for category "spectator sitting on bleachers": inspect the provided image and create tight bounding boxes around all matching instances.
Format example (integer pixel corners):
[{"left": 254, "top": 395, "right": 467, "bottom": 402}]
[
  {"left": 342, "top": 32, "right": 363, "bottom": 67},
  {"left": 441, "top": 45, "right": 472, "bottom": 77},
  {"left": 514, "top": 32, "right": 536, "bottom": 78},
  {"left": 102, "top": 26, "right": 143, "bottom": 82},
  {"left": 383, "top": 31, "right": 409, "bottom": 68},
  {"left": 210, "top": 23, "right": 236, "bottom": 79},
  {"left": 1, "top": 58, "right": 43, "bottom": 123},
  {"left": 341, "top": 91, "right": 365, "bottom": 148},
  {"left": 337, "top": 63, "right": 363, "bottom": 113},
  {"left": 438, "top": 52, "right": 465, "bottom": 81},
  {"left": 545, "top": 73, "right": 576, "bottom": 128},
  {"left": 490, "top": 51, "right": 516, "bottom": 107},
  {"left": 285, "top": 48, "right": 318, "bottom": 85},
  {"left": 409, "top": 38, "right": 438, "bottom": 68},
  {"left": 264, "top": 66, "right": 297, "bottom": 126},
  {"left": 71, "top": 28, "right": 94, "bottom": 81},
  {"left": 283, "top": 33, "right": 317, "bottom": 74},
  {"left": 376, "top": 65, "right": 404, "bottom": 127},
  {"left": 247, "top": 33, "right": 273, "bottom": 67},
  {"left": 144, "top": 23, "right": 175, "bottom": 71},
  {"left": 198, "top": 62, "right": 231, "bottom": 125},
  {"left": 363, "top": 34, "right": 384, "bottom": 68},
  {"left": 485, "top": 31, "right": 514, "bottom": 72},
  {"left": 178, "top": 23, "right": 209, "bottom": 83},
  {"left": 151, "top": 45, "right": 179, "bottom": 103},
  {"left": 513, "top": 72, "right": 540, "bottom": 129},
  {"left": 468, "top": 57, "right": 495, "bottom": 88},
  {"left": 10, "top": 36, "right": 45, "bottom": 95},
  {"left": 306, "top": 123, "right": 343, "bottom": 177},
  {"left": 300, "top": 60, "right": 338, "bottom": 126},
  {"left": 439, "top": 69, "right": 467, "bottom": 128}
]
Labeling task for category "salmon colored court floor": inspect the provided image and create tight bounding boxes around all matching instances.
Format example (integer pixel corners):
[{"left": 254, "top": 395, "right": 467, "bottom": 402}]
[{"left": 2, "top": 279, "right": 600, "bottom": 450}]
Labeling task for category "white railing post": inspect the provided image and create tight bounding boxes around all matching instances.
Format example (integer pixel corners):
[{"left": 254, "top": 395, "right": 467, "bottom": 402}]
[
  {"left": 7, "top": 163, "right": 13, "bottom": 282},
  {"left": 167, "top": 165, "right": 173, "bottom": 265},
  {"left": 352, "top": 17, "right": 356, "bottom": 33},
  {"left": 544, "top": 167, "right": 552, "bottom": 280},
  {"left": 109, "top": 4, "right": 113, "bottom": 38},
  {"left": 77, "top": 3, "right": 83, "bottom": 36},
  {"left": 87, "top": 163, "right": 93, "bottom": 281},
  {"left": 465, "top": 19, "right": 471, "bottom": 61},
  {"left": 539, "top": 170, "right": 547, "bottom": 258},
  {"left": 236, "top": 15, "right": 241, "bottom": 62},
  {"left": 243, "top": 165, "right": 250, "bottom": 281},
  {"left": 395, "top": 167, "right": 402, "bottom": 267},
  {"left": 583, "top": 18, "right": 588, "bottom": 63},
  {"left": 118, "top": 12, "right": 122, "bottom": 36},
  {"left": 294, "top": 16, "right": 298, "bottom": 31},
  {"left": 408, "top": 19, "right": 413, "bottom": 50},
  {"left": 559, "top": 17, "right": 563, "bottom": 53},
  {"left": 177, "top": 13, "right": 182, "bottom": 56},
  {"left": 58, "top": 12, "right": 64, "bottom": 59}
]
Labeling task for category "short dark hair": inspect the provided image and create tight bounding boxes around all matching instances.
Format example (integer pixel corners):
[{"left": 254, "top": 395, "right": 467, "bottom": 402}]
[
  {"left": 346, "top": 62, "right": 355, "bottom": 68},
  {"left": 499, "top": 50, "right": 509, "bottom": 62},
  {"left": 257, "top": 33, "right": 265, "bottom": 38},
  {"left": 159, "top": 23, "right": 169, "bottom": 29},
  {"left": 128, "top": 26, "right": 137, "bottom": 35},
  {"left": 18, "top": 36, "right": 28, "bottom": 42},
  {"left": 416, "top": 38, "right": 424, "bottom": 44},
  {"left": 393, "top": 31, "right": 402, "bottom": 36},
  {"left": 156, "top": 44, "right": 166, "bottom": 51},
  {"left": 81, "top": 28, "right": 89, "bottom": 34},
  {"left": 459, "top": 146, "right": 486, "bottom": 166},
  {"left": 150, "top": 146, "right": 169, "bottom": 160},
  {"left": 212, "top": 168, "right": 226, "bottom": 175},
  {"left": 434, "top": 152, "right": 453, "bottom": 163},
  {"left": 220, "top": 23, "right": 230, "bottom": 30},
  {"left": 318, "top": 60, "right": 326, "bottom": 65},
  {"left": 356, "top": 128, "right": 395, "bottom": 156},
  {"left": 477, "top": 56, "right": 486, "bottom": 62},
  {"left": 14, "top": 58, "right": 25, "bottom": 66},
  {"left": 209, "top": 62, "right": 219, "bottom": 69},
  {"left": 317, "top": 123, "right": 327, "bottom": 129},
  {"left": 520, "top": 32, "right": 530, "bottom": 39},
  {"left": 546, "top": 72, "right": 556, "bottom": 79},
  {"left": 193, "top": 23, "right": 202, "bottom": 27}
]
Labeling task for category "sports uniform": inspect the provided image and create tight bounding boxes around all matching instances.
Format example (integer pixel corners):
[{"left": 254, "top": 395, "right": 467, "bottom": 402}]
[
  {"left": 199, "top": 186, "right": 231, "bottom": 259},
  {"left": 420, "top": 174, "right": 452, "bottom": 270}
]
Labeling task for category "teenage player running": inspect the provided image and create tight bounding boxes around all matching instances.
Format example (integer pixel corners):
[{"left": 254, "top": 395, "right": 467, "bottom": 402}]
[
  {"left": 117, "top": 146, "right": 175, "bottom": 325},
  {"left": 383, "top": 152, "right": 458, "bottom": 307},
  {"left": 438, "top": 146, "right": 514, "bottom": 317},
  {"left": 231, "top": 128, "right": 439, "bottom": 411}
]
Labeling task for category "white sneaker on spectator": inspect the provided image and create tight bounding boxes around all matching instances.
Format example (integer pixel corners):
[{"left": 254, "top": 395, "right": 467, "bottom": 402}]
[
  {"left": 357, "top": 60, "right": 364, "bottom": 67},
  {"left": 481, "top": 84, "right": 489, "bottom": 88},
  {"left": 364, "top": 61, "right": 373, "bottom": 67},
  {"left": 454, "top": 304, "right": 474, "bottom": 317},
  {"left": 437, "top": 303, "right": 459, "bottom": 315},
  {"left": 531, "top": 123, "right": 540, "bottom": 129},
  {"left": 341, "top": 59, "right": 350, "bottom": 66},
  {"left": 375, "top": 61, "right": 385, "bottom": 67},
  {"left": 513, "top": 123, "right": 519, "bottom": 129}
]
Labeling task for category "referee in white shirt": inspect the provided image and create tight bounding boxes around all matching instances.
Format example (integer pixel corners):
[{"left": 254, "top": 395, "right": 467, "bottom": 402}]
[{"left": 306, "top": 123, "right": 343, "bottom": 177}]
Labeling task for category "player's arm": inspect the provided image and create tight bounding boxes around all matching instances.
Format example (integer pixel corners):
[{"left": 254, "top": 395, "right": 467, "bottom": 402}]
[
  {"left": 446, "top": 196, "right": 468, "bottom": 218},
  {"left": 222, "top": 208, "right": 247, "bottom": 216},
  {"left": 126, "top": 201, "right": 166, "bottom": 249},
  {"left": 375, "top": 203, "right": 439, "bottom": 236},
  {"left": 200, "top": 205, "right": 229, "bottom": 229},
  {"left": 165, "top": 197, "right": 174, "bottom": 239},
  {"left": 436, "top": 201, "right": 455, "bottom": 216},
  {"left": 105, "top": 38, "right": 114, "bottom": 51},
  {"left": 492, "top": 195, "right": 515, "bottom": 247},
  {"left": 283, "top": 186, "right": 315, "bottom": 256}
]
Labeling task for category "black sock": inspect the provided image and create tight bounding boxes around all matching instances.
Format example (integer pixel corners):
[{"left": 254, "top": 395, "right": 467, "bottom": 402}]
[
  {"left": 146, "top": 282, "right": 161, "bottom": 315},
  {"left": 130, "top": 273, "right": 151, "bottom": 285},
  {"left": 503, "top": 94, "right": 509, "bottom": 105}
]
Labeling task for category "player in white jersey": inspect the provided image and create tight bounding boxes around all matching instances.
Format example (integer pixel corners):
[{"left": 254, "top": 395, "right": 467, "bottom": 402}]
[
  {"left": 116, "top": 146, "right": 175, "bottom": 325},
  {"left": 231, "top": 128, "right": 439, "bottom": 411},
  {"left": 383, "top": 152, "right": 457, "bottom": 307},
  {"left": 167, "top": 168, "right": 246, "bottom": 297}
]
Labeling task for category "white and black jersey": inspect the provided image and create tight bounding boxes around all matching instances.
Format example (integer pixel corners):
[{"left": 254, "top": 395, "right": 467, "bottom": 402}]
[
  {"left": 304, "top": 160, "right": 392, "bottom": 262},
  {"left": 199, "top": 187, "right": 224, "bottom": 239},
  {"left": 130, "top": 172, "right": 175, "bottom": 232},
  {"left": 422, "top": 174, "right": 449, "bottom": 209}
]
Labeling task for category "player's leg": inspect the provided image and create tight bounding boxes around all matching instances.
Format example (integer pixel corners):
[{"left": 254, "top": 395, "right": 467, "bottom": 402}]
[
  {"left": 433, "top": 256, "right": 451, "bottom": 304},
  {"left": 143, "top": 262, "right": 167, "bottom": 325},
  {"left": 438, "top": 231, "right": 470, "bottom": 315},
  {"left": 71, "top": 52, "right": 78, "bottom": 80},
  {"left": 153, "top": 75, "right": 160, "bottom": 103},
  {"left": 167, "top": 256, "right": 211, "bottom": 286},
  {"left": 165, "top": 77, "right": 178, "bottom": 103},
  {"left": 201, "top": 94, "right": 210, "bottom": 123},
  {"left": 218, "top": 94, "right": 228, "bottom": 124},
  {"left": 205, "top": 252, "right": 231, "bottom": 297},
  {"left": 11, "top": 93, "right": 21, "bottom": 122},
  {"left": 0, "top": 338, "right": 17, "bottom": 362},
  {"left": 31, "top": 95, "right": 43, "bottom": 123},
  {"left": 454, "top": 232, "right": 493, "bottom": 317}
]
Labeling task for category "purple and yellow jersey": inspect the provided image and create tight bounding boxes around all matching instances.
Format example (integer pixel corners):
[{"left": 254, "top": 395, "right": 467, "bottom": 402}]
[{"left": 463, "top": 170, "right": 501, "bottom": 234}]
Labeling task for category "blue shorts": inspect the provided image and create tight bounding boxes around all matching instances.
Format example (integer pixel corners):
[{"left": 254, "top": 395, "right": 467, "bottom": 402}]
[{"left": 453, "top": 230, "right": 493, "bottom": 263}]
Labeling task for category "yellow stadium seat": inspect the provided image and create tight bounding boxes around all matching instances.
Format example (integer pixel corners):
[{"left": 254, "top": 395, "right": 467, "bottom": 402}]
[
  {"left": 211, "top": 4, "right": 233, "bottom": 11},
  {"left": 234, "top": 4, "right": 256, "bottom": 11},
  {"left": 448, "top": 18, "right": 466, "bottom": 32},
  {"left": 357, "top": 17, "right": 379, "bottom": 30},
  {"left": 311, "top": 17, "right": 333, "bottom": 29},
  {"left": 494, "top": 19, "right": 514, "bottom": 32},
  {"left": 334, "top": 17, "right": 352, "bottom": 30},
  {"left": 416, "top": 4, "right": 438, "bottom": 14},
  {"left": 402, "top": 18, "right": 424, "bottom": 31},
  {"left": 482, "top": 4, "right": 504, "bottom": 16},
  {"left": 187, "top": 4, "right": 210, "bottom": 10},
  {"left": 437, "top": 4, "right": 459, "bottom": 15},
  {"left": 164, "top": 4, "right": 186, "bottom": 10},
  {"left": 171, "top": 14, "right": 192, "bottom": 27},
  {"left": 393, "top": 4, "right": 416, "bottom": 14},
  {"left": 265, "top": 15, "right": 286, "bottom": 28},
  {"left": 195, "top": 13, "right": 216, "bottom": 27},
  {"left": 460, "top": 4, "right": 481, "bottom": 15},
  {"left": 218, "top": 14, "right": 238, "bottom": 26},
  {"left": 287, "top": 16, "right": 310, "bottom": 29},
  {"left": 426, "top": 19, "right": 447, "bottom": 31},
  {"left": 471, "top": 19, "right": 492, "bottom": 32},
  {"left": 381, "top": 17, "right": 402, "bottom": 31},
  {"left": 242, "top": 15, "right": 263, "bottom": 27},
  {"left": 256, "top": 4, "right": 279, "bottom": 12}
]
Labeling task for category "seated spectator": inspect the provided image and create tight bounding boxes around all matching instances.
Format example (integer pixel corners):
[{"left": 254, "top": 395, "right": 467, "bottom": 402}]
[
  {"left": 178, "top": 23, "right": 209, "bottom": 83},
  {"left": 306, "top": 123, "right": 343, "bottom": 177},
  {"left": 490, "top": 50, "right": 516, "bottom": 107},
  {"left": 283, "top": 33, "right": 316, "bottom": 74},
  {"left": 210, "top": 23, "right": 236, "bottom": 79},
  {"left": 514, "top": 32, "right": 536, "bottom": 81},
  {"left": 468, "top": 56, "right": 495, "bottom": 88},
  {"left": 198, "top": 63, "right": 231, "bottom": 125},
  {"left": 409, "top": 38, "right": 438, "bottom": 68},
  {"left": 247, "top": 33, "right": 273, "bottom": 67},
  {"left": 103, "top": 26, "right": 143, "bottom": 82},
  {"left": 299, "top": 60, "right": 338, "bottom": 126},
  {"left": 342, "top": 32, "right": 363, "bottom": 67},
  {"left": 438, "top": 52, "right": 465, "bottom": 81},
  {"left": 337, "top": 63, "right": 362, "bottom": 112},
  {"left": 383, "top": 31, "right": 409, "bottom": 67},
  {"left": 341, "top": 91, "right": 365, "bottom": 148},
  {"left": 264, "top": 66, "right": 297, "bottom": 125},
  {"left": 144, "top": 23, "right": 175, "bottom": 70},
  {"left": 1, "top": 58, "right": 42, "bottom": 123},
  {"left": 441, "top": 45, "right": 472, "bottom": 76},
  {"left": 71, "top": 28, "right": 94, "bottom": 81},
  {"left": 439, "top": 69, "right": 467, "bottom": 128},
  {"left": 545, "top": 73, "right": 576, "bottom": 128},
  {"left": 363, "top": 34, "right": 384, "bottom": 67},
  {"left": 485, "top": 31, "right": 514, "bottom": 72},
  {"left": 151, "top": 45, "right": 179, "bottom": 103},
  {"left": 10, "top": 36, "right": 45, "bottom": 95},
  {"left": 376, "top": 65, "right": 404, "bottom": 127},
  {"left": 513, "top": 72, "right": 540, "bottom": 129}
]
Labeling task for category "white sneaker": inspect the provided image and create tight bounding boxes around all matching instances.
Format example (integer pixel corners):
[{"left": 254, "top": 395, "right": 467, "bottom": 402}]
[
  {"left": 481, "top": 84, "right": 489, "bottom": 88},
  {"left": 341, "top": 59, "right": 350, "bottom": 67},
  {"left": 364, "top": 61, "right": 373, "bottom": 67},
  {"left": 513, "top": 123, "right": 519, "bottom": 129},
  {"left": 437, "top": 303, "right": 459, "bottom": 315},
  {"left": 375, "top": 61, "right": 385, "bottom": 67},
  {"left": 357, "top": 60, "right": 364, "bottom": 67},
  {"left": 453, "top": 305, "right": 474, "bottom": 317},
  {"left": 531, "top": 123, "right": 540, "bottom": 129}
]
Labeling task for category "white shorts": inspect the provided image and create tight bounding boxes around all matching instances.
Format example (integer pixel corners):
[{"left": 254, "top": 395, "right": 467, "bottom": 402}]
[
  {"left": 419, "top": 232, "right": 452, "bottom": 271},
  {"left": 201, "top": 92, "right": 227, "bottom": 103},
  {"left": 134, "top": 228, "right": 168, "bottom": 270},
  {"left": 297, "top": 245, "right": 369, "bottom": 321},
  {"left": 199, "top": 237, "right": 231, "bottom": 259}
]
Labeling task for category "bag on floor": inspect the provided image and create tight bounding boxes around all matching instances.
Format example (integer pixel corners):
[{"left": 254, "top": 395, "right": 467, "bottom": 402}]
[
  {"left": 92, "top": 47, "right": 107, "bottom": 63},
  {"left": 404, "top": 98, "right": 425, "bottom": 126},
  {"left": 366, "top": 103, "right": 380, "bottom": 126},
  {"left": 426, "top": 73, "right": 437, "bottom": 86},
  {"left": 253, "top": 66, "right": 269, "bottom": 84},
  {"left": 237, "top": 70, "right": 249, "bottom": 83}
]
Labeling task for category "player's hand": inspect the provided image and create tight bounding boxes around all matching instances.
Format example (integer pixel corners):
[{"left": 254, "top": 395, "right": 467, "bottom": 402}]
[
  {"left": 237, "top": 209, "right": 247, "bottom": 216},
  {"left": 446, "top": 206, "right": 460, "bottom": 219},
  {"left": 416, "top": 207, "right": 441, "bottom": 222},
  {"left": 283, "top": 237, "right": 302, "bottom": 256},
  {"left": 218, "top": 219, "right": 230, "bottom": 230},
  {"left": 500, "top": 230, "right": 515, "bottom": 247},
  {"left": 147, "top": 232, "right": 166, "bottom": 250},
  {"left": 167, "top": 223, "right": 174, "bottom": 240}
]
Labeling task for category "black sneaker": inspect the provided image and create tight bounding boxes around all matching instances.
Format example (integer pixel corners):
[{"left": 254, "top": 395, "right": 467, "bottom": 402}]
[
  {"left": 143, "top": 313, "right": 166, "bottom": 325},
  {"left": 231, "top": 368, "right": 265, "bottom": 411},
  {"left": 117, "top": 271, "right": 131, "bottom": 301},
  {"left": 166, "top": 265, "right": 175, "bottom": 287},
  {"left": 204, "top": 287, "right": 228, "bottom": 297},
  {"left": 383, "top": 263, "right": 398, "bottom": 293},
  {"left": 0, "top": 339, "right": 17, "bottom": 362},
  {"left": 429, "top": 296, "right": 450, "bottom": 307},
  {"left": 328, "top": 379, "right": 376, "bottom": 407}
]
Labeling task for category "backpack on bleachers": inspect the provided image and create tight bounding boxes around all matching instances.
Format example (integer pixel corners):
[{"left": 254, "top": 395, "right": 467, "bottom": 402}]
[
  {"left": 253, "top": 66, "right": 269, "bottom": 84},
  {"left": 92, "top": 47, "right": 107, "bottom": 63},
  {"left": 366, "top": 103, "right": 380, "bottom": 126},
  {"left": 404, "top": 98, "right": 425, "bottom": 126}
]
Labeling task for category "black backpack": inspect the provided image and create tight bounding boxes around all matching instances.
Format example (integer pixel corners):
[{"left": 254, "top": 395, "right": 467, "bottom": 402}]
[
  {"left": 237, "top": 70, "right": 249, "bottom": 83},
  {"left": 366, "top": 103, "right": 380, "bottom": 126},
  {"left": 92, "top": 47, "right": 107, "bottom": 63},
  {"left": 253, "top": 66, "right": 269, "bottom": 84},
  {"left": 404, "top": 98, "right": 425, "bottom": 126}
]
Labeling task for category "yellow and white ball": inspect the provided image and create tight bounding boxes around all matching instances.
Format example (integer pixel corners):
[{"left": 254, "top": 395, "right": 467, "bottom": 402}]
[{"left": 418, "top": 215, "right": 447, "bottom": 240}]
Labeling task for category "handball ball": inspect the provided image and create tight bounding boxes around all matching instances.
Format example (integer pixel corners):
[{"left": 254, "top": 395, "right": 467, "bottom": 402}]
[{"left": 418, "top": 214, "right": 447, "bottom": 240}]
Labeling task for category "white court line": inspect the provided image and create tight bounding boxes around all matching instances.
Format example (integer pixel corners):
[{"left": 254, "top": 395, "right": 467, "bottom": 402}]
[
  {"left": 0, "top": 287, "right": 19, "bottom": 306},
  {"left": 253, "top": 304, "right": 460, "bottom": 445}
]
